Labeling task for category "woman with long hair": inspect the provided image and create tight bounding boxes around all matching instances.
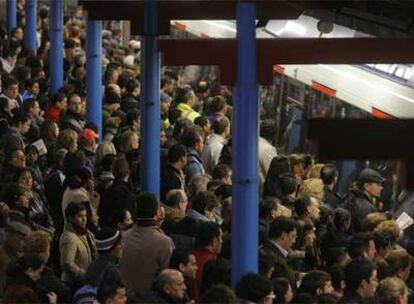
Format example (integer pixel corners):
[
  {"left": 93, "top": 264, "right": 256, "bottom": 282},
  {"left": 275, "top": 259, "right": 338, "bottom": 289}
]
[{"left": 263, "top": 156, "right": 291, "bottom": 198}]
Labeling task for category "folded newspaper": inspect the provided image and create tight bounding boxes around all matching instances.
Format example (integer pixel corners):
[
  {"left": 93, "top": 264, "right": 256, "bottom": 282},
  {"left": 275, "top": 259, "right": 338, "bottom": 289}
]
[
  {"left": 31, "top": 139, "right": 48, "bottom": 156},
  {"left": 396, "top": 212, "right": 414, "bottom": 231}
]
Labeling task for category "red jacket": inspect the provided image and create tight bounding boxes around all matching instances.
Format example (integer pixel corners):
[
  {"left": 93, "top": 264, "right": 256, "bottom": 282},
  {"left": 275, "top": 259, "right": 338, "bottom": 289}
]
[
  {"left": 191, "top": 247, "right": 217, "bottom": 303},
  {"left": 45, "top": 106, "right": 61, "bottom": 123},
  {"left": 4, "top": 284, "right": 42, "bottom": 304}
]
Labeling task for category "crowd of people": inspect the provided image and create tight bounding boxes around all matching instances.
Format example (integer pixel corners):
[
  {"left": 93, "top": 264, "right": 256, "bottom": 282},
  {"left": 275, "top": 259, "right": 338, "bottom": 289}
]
[{"left": 0, "top": 2, "right": 414, "bottom": 304}]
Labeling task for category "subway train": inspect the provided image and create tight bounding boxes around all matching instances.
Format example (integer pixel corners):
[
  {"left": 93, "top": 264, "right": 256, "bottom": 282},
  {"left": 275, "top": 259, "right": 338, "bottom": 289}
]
[{"left": 172, "top": 18, "right": 413, "bottom": 196}]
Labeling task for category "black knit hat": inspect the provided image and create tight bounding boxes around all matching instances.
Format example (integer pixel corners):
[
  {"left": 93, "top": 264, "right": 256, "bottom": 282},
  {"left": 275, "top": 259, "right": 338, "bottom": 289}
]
[{"left": 95, "top": 227, "right": 122, "bottom": 253}]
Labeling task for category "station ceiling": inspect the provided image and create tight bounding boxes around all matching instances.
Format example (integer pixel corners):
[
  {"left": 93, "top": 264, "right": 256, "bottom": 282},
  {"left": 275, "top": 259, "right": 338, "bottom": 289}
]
[{"left": 80, "top": 1, "right": 414, "bottom": 37}]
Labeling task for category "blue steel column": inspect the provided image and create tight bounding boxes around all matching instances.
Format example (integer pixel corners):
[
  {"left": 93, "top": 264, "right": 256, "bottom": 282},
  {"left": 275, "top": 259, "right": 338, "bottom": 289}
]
[
  {"left": 232, "top": 3, "right": 259, "bottom": 286},
  {"left": 86, "top": 19, "right": 103, "bottom": 139},
  {"left": 140, "top": 0, "right": 160, "bottom": 197},
  {"left": 7, "top": 0, "right": 17, "bottom": 35},
  {"left": 24, "top": 0, "right": 37, "bottom": 54},
  {"left": 50, "top": 0, "right": 63, "bottom": 94}
]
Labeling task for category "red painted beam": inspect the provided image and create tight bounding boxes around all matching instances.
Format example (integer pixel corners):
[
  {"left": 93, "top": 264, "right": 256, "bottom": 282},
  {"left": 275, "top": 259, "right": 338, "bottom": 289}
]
[{"left": 158, "top": 38, "right": 414, "bottom": 85}]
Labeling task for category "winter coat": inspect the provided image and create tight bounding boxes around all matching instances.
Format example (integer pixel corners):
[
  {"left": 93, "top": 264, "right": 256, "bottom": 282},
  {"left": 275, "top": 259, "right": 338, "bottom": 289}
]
[
  {"left": 44, "top": 105, "right": 61, "bottom": 123},
  {"left": 60, "top": 110, "right": 85, "bottom": 133},
  {"left": 60, "top": 222, "right": 97, "bottom": 285},
  {"left": 345, "top": 190, "right": 377, "bottom": 232},
  {"left": 324, "top": 186, "right": 343, "bottom": 209},
  {"left": 191, "top": 248, "right": 217, "bottom": 303},
  {"left": 185, "top": 148, "right": 204, "bottom": 183},
  {"left": 4, "top": 262, "right": 48, "bottom": 304},
  {"left": 38, "top": 266, "right": 72, "bottom": 303},
  {"left": 261, "top": 240, "right": 296, "bottom": 289},
  {"left": 161, "top": 164, "right": 185, "bottom": 202},
  {"left": 145, "top": 287, "right": 187, "bottom": 304},
  {"left": 44, "top": 169, "right": 65, "bottom": 234},
  {"left": 176, "top": 103, "right": 200, "bottom": 122},
  {"left": 0, "top": 127, "right": 26, "bottom": 152},
  {"left": 320, "top": 226, "right": 351, "bottom": 257},
  {"left": 85, "top": 254, "right": 122, "bottom": 287},
  {"left": 119, "top": 219, "right": 174, "bottom": 298},
  {"left": 99, "top": 179, "right": 136, "bottom": 226},
  {"left": 0, "top": 243, "right": 19, "bottom": 297},
  {"left": 28, "top": 190, "right": 55, "bottom": 235},
  {"left": 259, "top": 219, "right": 271, "bottom": 246}
]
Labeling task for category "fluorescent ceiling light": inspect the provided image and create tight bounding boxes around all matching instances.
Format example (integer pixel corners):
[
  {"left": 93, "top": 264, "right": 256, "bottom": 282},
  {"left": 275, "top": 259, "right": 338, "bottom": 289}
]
[
  {"left": 201, "top": 20, "right": 237, "bottom": 33},
  {"left": 276, "top": 21, "right": 307, "bottom": 36}
]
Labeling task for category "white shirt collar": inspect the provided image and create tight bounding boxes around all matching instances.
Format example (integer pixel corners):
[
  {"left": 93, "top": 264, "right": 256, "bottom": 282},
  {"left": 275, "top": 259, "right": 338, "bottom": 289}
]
[{"left": 271, "top": 240, "right": 289, "bottom": 258}]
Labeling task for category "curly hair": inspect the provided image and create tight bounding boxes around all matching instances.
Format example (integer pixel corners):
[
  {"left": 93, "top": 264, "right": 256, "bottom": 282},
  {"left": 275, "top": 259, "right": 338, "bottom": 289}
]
[{"left": 300, "top": 178, "right": 325, "bottom": 203}]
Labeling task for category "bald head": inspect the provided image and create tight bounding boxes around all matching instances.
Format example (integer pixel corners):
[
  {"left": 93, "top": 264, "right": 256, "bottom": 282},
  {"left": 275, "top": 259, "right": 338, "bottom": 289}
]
[
  {"left": 106, "top": 84, "right": 121, "bottom": 96},
  {"left": 156, "top": 269, "right": 186, "bottom": 299}
]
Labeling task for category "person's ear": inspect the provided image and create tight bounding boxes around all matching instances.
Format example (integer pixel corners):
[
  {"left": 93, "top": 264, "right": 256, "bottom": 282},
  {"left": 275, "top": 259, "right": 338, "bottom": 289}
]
[
  {"left": 360, "top": 279, "right": 369, "bottom": 290},
  {"left": 178, "top": 263, "right": 186, "bottom": 273},
  {"left": 316, "top": 288, "right": 323, "bottom": 296}
]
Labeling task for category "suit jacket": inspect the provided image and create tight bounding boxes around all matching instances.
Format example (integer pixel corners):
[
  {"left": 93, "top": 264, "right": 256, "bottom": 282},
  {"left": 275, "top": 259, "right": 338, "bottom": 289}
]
[{"left": 261, "top": 240, "right": 296, "bottom": 289}]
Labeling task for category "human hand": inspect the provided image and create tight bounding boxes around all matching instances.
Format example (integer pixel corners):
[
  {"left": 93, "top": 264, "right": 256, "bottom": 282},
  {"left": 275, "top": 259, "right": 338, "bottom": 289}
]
[{"left": 47, "top": 292, "right": 57, "bottom": 304}]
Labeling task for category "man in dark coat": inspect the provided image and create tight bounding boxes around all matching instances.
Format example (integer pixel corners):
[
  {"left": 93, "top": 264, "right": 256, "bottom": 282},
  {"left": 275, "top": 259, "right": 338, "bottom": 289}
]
[
  {"left": 146, "top": 269, "right": 188, "bottom": 304},
  {"left": 345, "top": 168, "right": 385, "bottom": 232},
  {"left": 260, "top": 216, "right": 297, "bottom": 289},
  {"left": 0, "top": 111, "right": 30, "bottom": 153},
  {"left": 99, "top": 158, "right": 136, "bottom": 226},
  {"left": 171, "top": 191, "right": 217, "bottom": 249},
  {"left": 181, "top": 128, "right": 205, "bottom": 183},
  {"left": 161, "top": 144, "right": 187, "bottom": 201},
  {"left": 60, "top": 93, "right": 85, "bottom": 133},
  {"left": 85, "top": 227, "right": 123, "bottom": 286},
  {"left": 321, "top": 164, "right": 343, "bottom": 209},
  {"left": 259, "top": 197, "right": 282, "bottom": 245}
]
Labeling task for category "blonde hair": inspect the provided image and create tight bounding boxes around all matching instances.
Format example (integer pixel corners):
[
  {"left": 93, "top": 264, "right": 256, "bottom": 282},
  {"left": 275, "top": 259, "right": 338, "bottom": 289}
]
[
  {"left": 377, "top": 250, "right": 411, "bottom": 279},
  {"left": 375, "top": 220, "right": 401, "bottom": 247},
  {"left": 96, "top": 140, "right": 117, "bottom": 165},
  {"left": 361, "top": 212, "right": 387, "bottom": 232},
  {"left": 56, "top": 129, "right": 78, "bottom": 151},
  {"left": 377, "top": 277, "right": 407, "bottom": 304},
  {"left": 300, "top": 178, "right": 324, "bottom": 203}
]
